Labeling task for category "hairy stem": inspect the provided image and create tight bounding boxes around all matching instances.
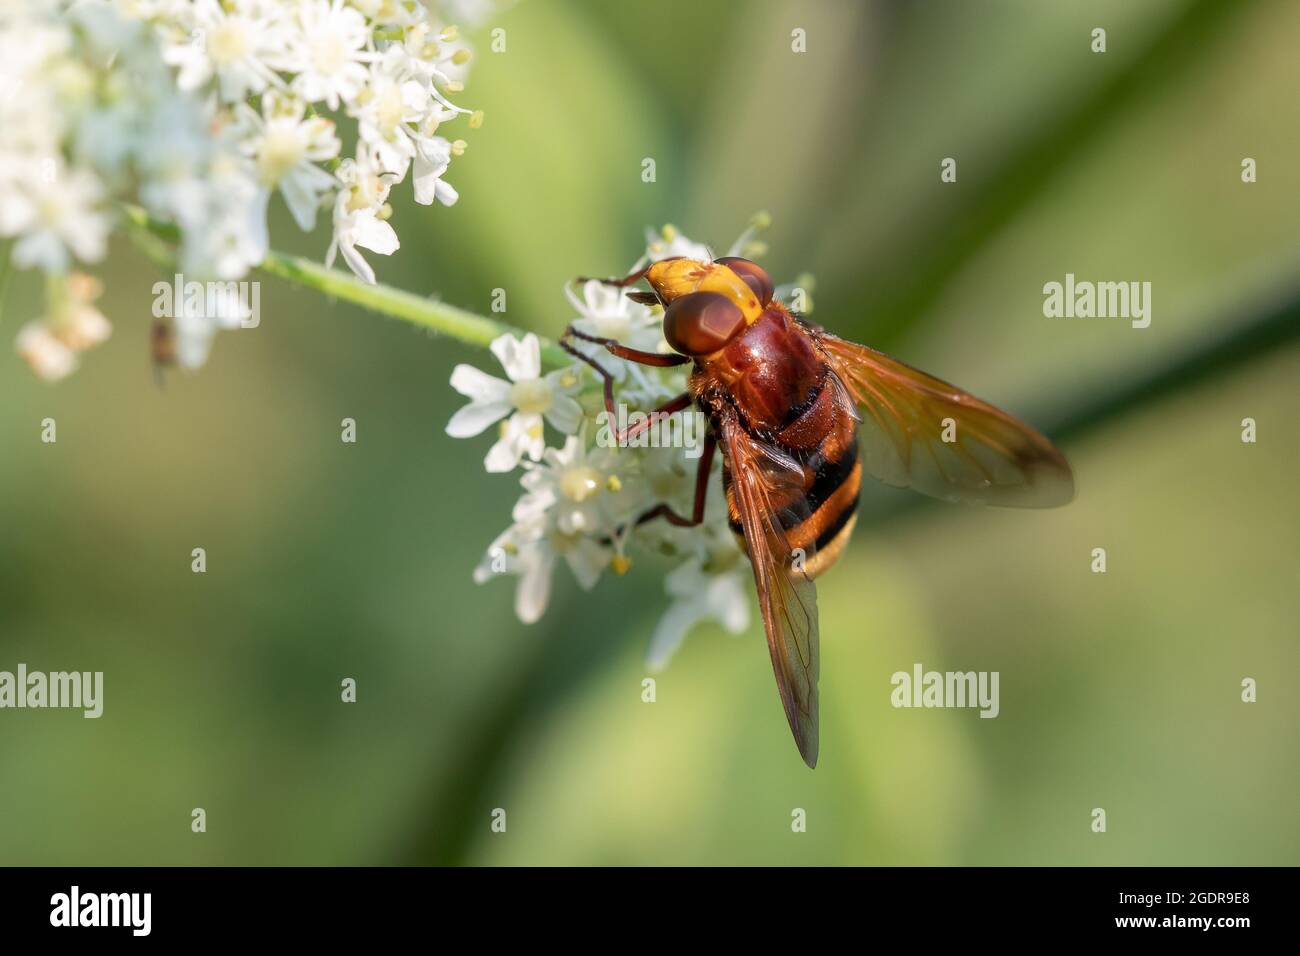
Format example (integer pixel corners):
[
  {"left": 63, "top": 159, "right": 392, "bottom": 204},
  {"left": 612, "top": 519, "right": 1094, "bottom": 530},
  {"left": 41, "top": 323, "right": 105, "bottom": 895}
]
[{"left": 120, "top": 204, "right": 571, "bottom": 368}]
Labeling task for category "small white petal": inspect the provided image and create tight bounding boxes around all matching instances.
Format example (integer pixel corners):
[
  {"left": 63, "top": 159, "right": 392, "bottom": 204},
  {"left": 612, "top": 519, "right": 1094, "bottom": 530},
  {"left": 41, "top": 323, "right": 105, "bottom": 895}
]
[
  {"left": 449, "top": 364, "right": 511, "bottom": 403},
  {"left": 491, "top": 332, "right": 541, "bottom": 382},
  {"left": 339, "top": 240, "right": 376, "bottom": 284},
  {"left": 280, "top": 176, "right": 321, "bottom": 232},
  {"left": 355, "top": 216, "right": 399, "bottom": 255},
  {"left": 176, "top": 321, "right": 218, "bottom": 370},
  {"left": 646, "top": 601, "right": 699, "bottom": 672},
  {"left": 515, "top": 550, "right": 555, "bottom": 623},
  {"left": 446, "top": 400, "right": 512, "bottom": 438},
  {"left": 664, "top": 558, "right": 702, "bottom": 598},
  {"left": 413, "top": 142, "right": 450, "bottom": 205},
  {"left": 543, "top": 392, "right": 584, "bottom": 435},
  {"left": 513, "top": 487, "right": 557, "bottom": 525},
  {"left": 556, "top": 502, "right": 601, "bottom": 537},
  {"left": 513, "top": 412, "right": 547, "bottom": 462},
  {"left": 519, "top": 468, "right": 548, "bottom": 493},
  {"left": 712, "top": 573, "right": 751, "bottom": 634},
  {"left": 565, "top": 537, "right": 609, "bottom": 591},
  {"left": 413, "top": 167, "right": 437, "bottom": 206},
  {"left": 484, "top": 433, "right": 523, "bottom": 473},
  {"left": 434, "top": 179, "right": 459, "bottom": 206}
]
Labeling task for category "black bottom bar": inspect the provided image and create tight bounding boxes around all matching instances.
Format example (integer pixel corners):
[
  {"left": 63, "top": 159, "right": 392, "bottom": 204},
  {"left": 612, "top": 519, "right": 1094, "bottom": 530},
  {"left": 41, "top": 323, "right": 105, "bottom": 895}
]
[{"left": 0, "top": 866, "right": 1283, "bottom": 941}]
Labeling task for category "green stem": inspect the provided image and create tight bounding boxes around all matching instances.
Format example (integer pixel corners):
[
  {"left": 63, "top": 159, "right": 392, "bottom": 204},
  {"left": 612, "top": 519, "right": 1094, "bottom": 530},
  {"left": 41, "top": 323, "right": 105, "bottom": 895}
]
[
  {"left": 119, "top": 204, "right": 571, "bottom": 368},
  {"left": 254, "top": 250, "right": 571, "bottom": 365}
]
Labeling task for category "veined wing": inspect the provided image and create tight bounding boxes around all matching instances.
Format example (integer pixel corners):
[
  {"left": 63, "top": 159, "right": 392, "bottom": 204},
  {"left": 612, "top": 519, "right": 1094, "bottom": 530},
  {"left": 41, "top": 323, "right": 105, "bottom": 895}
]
[
  {"left": 814, "top": 330, "right": 1074, "bottom": 507},
  {"left": 720, "top": 410, "right": 821, "bottom": 768}
]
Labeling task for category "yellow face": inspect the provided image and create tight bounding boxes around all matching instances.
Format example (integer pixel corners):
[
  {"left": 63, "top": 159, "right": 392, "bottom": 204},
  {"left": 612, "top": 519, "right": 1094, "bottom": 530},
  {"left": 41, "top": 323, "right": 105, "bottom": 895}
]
[{"left": 645, "top": 259, "right": 765, "bottom": 325}]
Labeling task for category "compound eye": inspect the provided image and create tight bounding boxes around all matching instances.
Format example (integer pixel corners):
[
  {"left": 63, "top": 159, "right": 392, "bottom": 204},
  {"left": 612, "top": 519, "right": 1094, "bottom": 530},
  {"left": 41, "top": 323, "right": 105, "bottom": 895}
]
[
  {"left": 715, "top": 256, "right": 774, "bottom": 307},
  {"left": 663, "top": 291, "right": 746, "bottom": 356}
]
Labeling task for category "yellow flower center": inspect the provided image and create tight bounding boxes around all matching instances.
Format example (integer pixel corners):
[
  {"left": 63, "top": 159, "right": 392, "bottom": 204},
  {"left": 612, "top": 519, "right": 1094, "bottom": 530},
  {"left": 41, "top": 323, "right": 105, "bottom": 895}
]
[
  {"left": 376, "top": 86, "right": 404, "bottom": 134},
  {"left": 257, "top": 128, "right": 304, "bottom": 184},
  {"left": 209, "top": 21, "right": 250, "bottom": 65},
  {"left": 509, "top": 378, "right": 552, "bottom": 414},
  {"left": 37, "top": 195, "right": 68, "bottom": 227},
  {"left": 549, "top": 529, "right": 581, "bottom": 555},
  {"left": 559, "top": 467, "right": 601, "bottom": 503},
  {"left": 346, "top": 175, "right": 385, "bottom": 212}
]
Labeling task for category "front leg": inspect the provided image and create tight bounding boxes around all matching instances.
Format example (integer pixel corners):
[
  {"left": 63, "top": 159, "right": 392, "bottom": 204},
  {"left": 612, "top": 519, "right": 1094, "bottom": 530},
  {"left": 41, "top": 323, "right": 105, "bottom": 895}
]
[
  {"left": 564, "top": 325, "right": 689, "bottom": 367},
  {"left": 558, "top": 322, "right": 712, "bottom": 529},
  {"left": 574, "top": 263, "right": 653, "bottom": 288},
  {"left": 559, "top": 323, "right": 689, "bottom": 426},
  {"left": 616, "top": 392, "right": 693, "bottom": 445}
]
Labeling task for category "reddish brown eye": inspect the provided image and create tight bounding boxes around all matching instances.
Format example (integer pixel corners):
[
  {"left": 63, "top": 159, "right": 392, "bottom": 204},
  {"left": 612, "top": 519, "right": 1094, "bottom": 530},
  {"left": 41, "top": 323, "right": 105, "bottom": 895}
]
[
  {"left": 715, "top": 256, "right": 774, "bottom": 306},
  {"left": 663, "top": 292, "right": 746, "bottom": 356}
]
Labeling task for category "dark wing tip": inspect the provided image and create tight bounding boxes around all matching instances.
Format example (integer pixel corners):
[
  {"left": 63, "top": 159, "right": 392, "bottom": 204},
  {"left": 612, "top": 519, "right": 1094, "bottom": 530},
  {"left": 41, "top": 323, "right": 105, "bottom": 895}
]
[
  {"left": 1005, "top": 448, "right": 1075, "bottom": 508},
  {"left": 788, "top": 701, "right": 819, "bottom": 769},
  {"left": 1054, "top": 461, "right": 1077, "bottom": 506},
  {"left": 778, "top": 691, "right": 820, "bottom": 769},
  {"left": 798, "top": 731, "right": 819, "bottom": 769}
]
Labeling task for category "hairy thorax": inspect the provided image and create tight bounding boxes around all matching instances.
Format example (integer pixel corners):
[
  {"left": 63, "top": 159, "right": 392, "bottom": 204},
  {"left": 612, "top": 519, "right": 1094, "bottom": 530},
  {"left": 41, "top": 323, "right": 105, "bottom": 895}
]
[{"left": 694, "top": 306, "right": 827, "bottom": 441}]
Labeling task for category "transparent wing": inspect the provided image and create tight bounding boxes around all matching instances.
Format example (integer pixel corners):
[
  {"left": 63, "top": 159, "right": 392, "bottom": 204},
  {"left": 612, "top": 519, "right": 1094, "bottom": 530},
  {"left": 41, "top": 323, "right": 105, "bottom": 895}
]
[
  {"left": 720, "top": 412, "right": 821, "bottom": 768},
  {"left": 815, "top": 331, "right": 1074, "bottom": 507}
]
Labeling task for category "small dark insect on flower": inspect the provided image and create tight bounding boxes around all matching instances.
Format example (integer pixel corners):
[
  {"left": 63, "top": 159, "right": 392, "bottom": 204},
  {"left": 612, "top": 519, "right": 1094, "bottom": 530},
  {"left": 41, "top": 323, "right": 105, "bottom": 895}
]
[
  {"left": 150, "top": 319, "right": 176, "bottom": 388},
  {"left": 560, "top": 256, "right": 1074, "bottom": 767}
]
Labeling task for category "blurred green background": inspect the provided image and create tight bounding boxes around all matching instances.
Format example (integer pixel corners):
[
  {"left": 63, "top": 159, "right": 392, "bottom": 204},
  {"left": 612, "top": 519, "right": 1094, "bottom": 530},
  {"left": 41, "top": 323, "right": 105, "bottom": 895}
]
[{"left": 2, "top": 0, "right": 1298, "bottom": 865}]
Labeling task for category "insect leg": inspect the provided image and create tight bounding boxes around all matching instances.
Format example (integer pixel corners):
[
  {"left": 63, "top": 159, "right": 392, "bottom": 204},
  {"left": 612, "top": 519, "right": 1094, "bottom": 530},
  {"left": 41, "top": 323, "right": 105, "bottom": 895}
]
[
  {"left": 559, "top": 324, "right": 689, "bottom": 424},
  {"left": 617, "top": 392, "right": 693, "bottom": 445},
  {"left": 564, "top": 326, "right": 690, "bottom": 367},
  {"left": 573, "top": 263, "right": 653, "bottom": 288},
  {"left": 559, "top": 333, "right": 619, "bottom": 422},
  {"left": 633, "top": 432, "right": 717, "bottom": 528}
]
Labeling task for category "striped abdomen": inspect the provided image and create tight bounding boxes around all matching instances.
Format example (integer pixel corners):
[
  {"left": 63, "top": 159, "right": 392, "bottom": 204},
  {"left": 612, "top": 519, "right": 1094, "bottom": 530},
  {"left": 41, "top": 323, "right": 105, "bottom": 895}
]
[{"left": 721, "top": 366, "right": 862, "bottom": 579}]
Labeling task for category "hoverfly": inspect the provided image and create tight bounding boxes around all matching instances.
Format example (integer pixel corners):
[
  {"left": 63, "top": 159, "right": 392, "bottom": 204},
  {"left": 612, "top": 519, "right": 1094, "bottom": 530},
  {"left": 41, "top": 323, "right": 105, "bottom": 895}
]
[{"left": 560, "top": 255, "right": 1073, "bottom": 767}]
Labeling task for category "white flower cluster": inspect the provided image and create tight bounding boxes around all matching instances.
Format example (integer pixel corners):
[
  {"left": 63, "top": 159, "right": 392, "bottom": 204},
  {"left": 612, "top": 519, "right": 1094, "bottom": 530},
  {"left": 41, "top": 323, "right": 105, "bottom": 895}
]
[
  {"left": 2, "top": 0, "right": 481, "bottom": 379},
  {"left": 446, "top": 218, "right": 814, "bottom": 670}
]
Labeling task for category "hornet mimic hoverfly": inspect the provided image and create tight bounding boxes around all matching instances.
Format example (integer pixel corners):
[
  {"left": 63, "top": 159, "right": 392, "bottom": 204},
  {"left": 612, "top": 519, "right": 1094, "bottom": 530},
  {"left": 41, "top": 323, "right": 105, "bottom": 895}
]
[{"left": 560, "top": 255, "right": 1074, "bottom": 767}]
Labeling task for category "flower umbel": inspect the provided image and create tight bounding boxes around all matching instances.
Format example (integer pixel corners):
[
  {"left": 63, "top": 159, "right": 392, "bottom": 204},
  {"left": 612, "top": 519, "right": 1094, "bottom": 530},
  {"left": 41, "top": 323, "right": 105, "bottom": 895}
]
[{"left": 1, "top": 0, "right": 481, "bottom": 378}]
